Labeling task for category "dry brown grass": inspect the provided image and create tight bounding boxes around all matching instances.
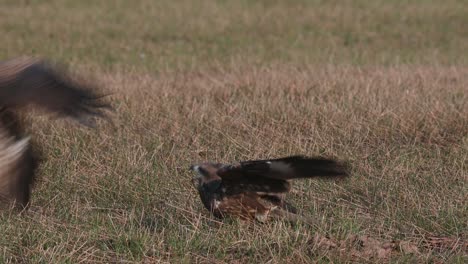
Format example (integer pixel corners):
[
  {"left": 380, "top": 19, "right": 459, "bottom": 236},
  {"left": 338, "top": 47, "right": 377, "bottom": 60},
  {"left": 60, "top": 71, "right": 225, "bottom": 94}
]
[
  {"left": 1, "top": 65, "right": 466, "bottom": 263},
  {"left": 1, "top": 0, "right": 467, "bottom": 263}
]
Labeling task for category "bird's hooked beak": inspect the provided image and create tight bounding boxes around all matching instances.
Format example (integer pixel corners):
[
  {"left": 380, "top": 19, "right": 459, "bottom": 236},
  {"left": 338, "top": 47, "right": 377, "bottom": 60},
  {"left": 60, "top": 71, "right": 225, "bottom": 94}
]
[
  {"left": 189, "top": 165, "right": 201, "bottom": 176},
  {"left": 189, "top": 165, "right": 203, "bottom": 187}
]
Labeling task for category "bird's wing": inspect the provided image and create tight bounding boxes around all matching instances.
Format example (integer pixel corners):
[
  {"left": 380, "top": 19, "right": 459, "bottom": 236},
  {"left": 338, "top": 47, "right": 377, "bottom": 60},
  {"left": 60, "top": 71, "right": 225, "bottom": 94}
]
[
  {"left": 0, "top": 56, "right": 111, "bottom": 127},
  {"left": 217, "top": 163, "right": 291, "bottom": 195},
  {"left": 216, "top": 155, "right": 348, "bottom": 195},
  {"left": 220, "top": 155, "right": 348, "bottom": 180}
]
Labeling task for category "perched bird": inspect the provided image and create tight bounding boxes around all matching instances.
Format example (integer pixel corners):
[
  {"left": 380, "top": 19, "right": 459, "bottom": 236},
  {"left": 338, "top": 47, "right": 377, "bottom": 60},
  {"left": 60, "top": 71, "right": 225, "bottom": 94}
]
[
  {"left": 0, "top": 56, "right": 110, "bottom": 210},
  {"left": 190, "top": 155, "right": 349, "bottom": 224}
]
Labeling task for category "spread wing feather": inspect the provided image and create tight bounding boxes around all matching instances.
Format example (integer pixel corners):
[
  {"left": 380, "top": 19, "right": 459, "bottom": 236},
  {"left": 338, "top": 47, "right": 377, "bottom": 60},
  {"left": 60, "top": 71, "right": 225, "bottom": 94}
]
[
  {"left": 221, "top": 155, "right": 348, "bottom": 180},
  {"left": 221, "top": 177, "right": 291, "bottom": 195},
  {"left": 217, "top": 156, "right": 348, "bottom": 196}
]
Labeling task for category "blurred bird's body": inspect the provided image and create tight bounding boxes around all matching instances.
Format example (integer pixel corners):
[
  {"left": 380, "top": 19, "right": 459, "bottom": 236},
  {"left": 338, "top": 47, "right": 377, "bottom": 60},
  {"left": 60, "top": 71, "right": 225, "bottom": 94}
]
[
  {"left": 190, "top": 156, "right": 349, "bottom": 224},
  {"left": 0, "top": 56, "right": 110, "bottom": 209},
  {"left": 0, "top": 127, "right": 35, "bottom": 209}
]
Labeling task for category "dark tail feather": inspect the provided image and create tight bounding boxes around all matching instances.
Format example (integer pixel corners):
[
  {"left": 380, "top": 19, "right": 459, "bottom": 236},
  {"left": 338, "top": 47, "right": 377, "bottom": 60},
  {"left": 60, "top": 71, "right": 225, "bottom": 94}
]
[{"left": 241, "top": 155, "right": 349, "bottom": 180}]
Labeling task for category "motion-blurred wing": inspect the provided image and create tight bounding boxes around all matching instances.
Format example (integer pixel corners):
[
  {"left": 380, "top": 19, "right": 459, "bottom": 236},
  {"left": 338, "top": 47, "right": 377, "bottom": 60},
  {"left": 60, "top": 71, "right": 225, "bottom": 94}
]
[{"left": 0, "top": 56, "right": 110, "bottom": 127}]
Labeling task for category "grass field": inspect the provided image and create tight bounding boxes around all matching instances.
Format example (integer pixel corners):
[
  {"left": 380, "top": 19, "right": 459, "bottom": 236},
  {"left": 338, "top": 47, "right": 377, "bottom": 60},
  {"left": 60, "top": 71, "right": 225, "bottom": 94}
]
[{"left": 1, "top": 0, "right": 467, "bottom": 263}]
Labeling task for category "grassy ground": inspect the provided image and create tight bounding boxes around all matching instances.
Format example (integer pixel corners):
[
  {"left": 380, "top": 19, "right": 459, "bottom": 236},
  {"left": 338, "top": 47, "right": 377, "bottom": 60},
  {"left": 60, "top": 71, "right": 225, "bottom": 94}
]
[{"left": 1, "top": 0, "right": 467, "bottom": 263}]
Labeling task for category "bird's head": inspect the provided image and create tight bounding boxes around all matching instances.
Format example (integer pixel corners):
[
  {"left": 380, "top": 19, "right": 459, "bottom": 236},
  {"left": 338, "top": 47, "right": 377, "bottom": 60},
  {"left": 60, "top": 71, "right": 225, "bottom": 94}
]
[{"left": 189, "top": 163, "right": 223, "bottom": 191}]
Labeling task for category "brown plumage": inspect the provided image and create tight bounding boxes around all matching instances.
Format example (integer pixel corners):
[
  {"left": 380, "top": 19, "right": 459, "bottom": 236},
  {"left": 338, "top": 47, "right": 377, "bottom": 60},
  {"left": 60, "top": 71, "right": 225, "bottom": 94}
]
[
  {"left": 0, "top": 56, "right": 110, "bottom": 210},
  {"left": 190, "top": 155, "right": 349, "bottom": 224}
]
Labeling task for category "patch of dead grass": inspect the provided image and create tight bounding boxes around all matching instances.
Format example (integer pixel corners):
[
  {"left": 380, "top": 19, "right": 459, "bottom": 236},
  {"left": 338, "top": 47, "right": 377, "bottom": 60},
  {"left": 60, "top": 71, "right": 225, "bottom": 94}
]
[{"left": 1, "top": 64, "right": 466, "bottom": 262}]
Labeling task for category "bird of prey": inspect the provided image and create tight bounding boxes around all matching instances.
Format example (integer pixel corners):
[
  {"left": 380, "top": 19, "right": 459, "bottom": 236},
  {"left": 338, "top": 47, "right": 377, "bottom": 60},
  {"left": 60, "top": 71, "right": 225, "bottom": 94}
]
[
  {"left": 190, "top": 155, "right": 349, "bottom": 224},
  {"left": 0, "top": 56, "right": 110, "bottom": 210}
]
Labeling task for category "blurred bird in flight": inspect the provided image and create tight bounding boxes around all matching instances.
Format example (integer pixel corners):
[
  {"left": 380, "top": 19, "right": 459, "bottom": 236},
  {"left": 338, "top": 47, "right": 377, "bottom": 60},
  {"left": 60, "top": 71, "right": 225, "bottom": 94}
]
[{"left": 0, "top": 56, "right": 110, "bottom": 210}]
